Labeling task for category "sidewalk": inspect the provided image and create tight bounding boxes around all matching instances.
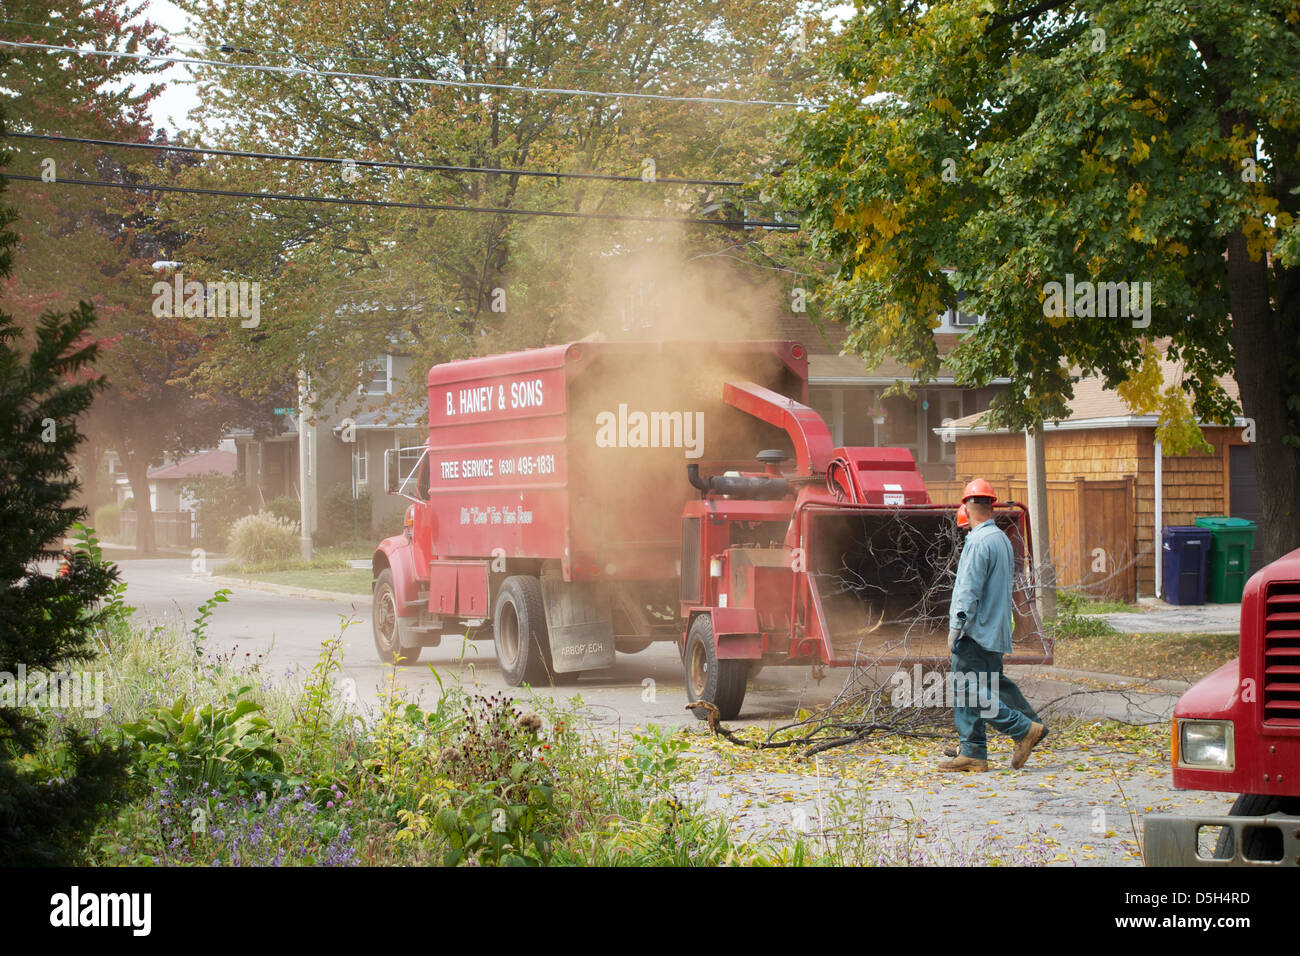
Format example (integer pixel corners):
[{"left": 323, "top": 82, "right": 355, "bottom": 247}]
[
  {"left": 1098, "top": 597, "right": 1239, "bottom": 635},
  {"left": 202, "top": 573, "right": 369, "bottom": 604},
  {"left": 97, "top": 541, "right": 213, "bottom": 560}
]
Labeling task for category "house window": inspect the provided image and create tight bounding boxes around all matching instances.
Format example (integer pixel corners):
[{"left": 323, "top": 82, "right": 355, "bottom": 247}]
[
  {"left": 362, "top": 356, "right": 391, "bottom": 395},
  {"left": 397, "top": 435, "right": 423, "bottom": 484},
  {"left": 354, "top": 445, "right": 368, "bottom": 486},
  {"left": 924, "top": 391, "right": 963, "bottom": 463},
  {"left": 937, "top": 270, "right": 988, "bottom": 331}
]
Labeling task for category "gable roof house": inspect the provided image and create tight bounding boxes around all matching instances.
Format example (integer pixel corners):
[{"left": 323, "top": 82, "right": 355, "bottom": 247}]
[{"left": 232, "top": 351, "right": 427, "bottom": 545}]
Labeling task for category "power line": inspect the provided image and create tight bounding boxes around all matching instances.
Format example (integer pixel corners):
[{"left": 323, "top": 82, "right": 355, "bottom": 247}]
[
  {"left": 10, "top": 131, "right": 749, "bottom": 187},
  {"left": 0, "top": 16, "right": 809, "bottom": 88},
  {"left": 4, "top": 173, "right": 799, "bottom": 230},
  {"left": 0, "top": 39, "right": 826, "bottom": 110}
]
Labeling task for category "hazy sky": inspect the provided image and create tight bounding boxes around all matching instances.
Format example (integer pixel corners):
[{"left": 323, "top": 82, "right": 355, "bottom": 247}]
[
  {"left": 141, "top": 0, "right": 202, "bottom": 134},
  {"left": 138, "top": 1, "right": 852, "bottom": 136}
]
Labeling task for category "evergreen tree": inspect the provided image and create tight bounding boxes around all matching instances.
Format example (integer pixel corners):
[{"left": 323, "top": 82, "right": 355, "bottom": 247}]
[{"left": 0, "top": 103, "right": 132, "bottom": 866}]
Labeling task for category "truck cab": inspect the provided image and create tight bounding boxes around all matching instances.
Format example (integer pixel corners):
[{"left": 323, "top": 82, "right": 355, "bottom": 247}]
[{"left": 1144, "top": 547, "right": 1300, "bottom": 865}]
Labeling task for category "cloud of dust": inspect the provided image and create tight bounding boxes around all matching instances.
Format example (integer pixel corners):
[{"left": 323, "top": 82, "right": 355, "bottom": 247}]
[
  {"left": 559, "top": 226, "right": 806, "bottom": 581},
  {"left": 573, "top": 223, "right": 788, "bottom": 345}
]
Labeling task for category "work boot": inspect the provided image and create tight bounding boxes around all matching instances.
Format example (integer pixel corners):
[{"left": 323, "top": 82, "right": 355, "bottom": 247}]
[
  {"left": 938, "top": 755, "right": 988, "bottom": 772},
  {"left": 1012, "top": 722, "right": 1046, "bottom": 769}
]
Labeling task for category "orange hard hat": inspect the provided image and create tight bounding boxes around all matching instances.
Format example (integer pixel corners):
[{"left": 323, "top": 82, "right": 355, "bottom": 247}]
[
  {"left": 956, "top": 504, "right": 970, "bottom": 528},
  {"left": 961, "top": 477, "right": 996, "bottom": 503}
]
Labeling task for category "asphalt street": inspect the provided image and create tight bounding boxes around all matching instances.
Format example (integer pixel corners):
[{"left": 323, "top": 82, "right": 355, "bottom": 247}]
[{"left": 110, "top": 556, "right": 1187, "bottom": 732}]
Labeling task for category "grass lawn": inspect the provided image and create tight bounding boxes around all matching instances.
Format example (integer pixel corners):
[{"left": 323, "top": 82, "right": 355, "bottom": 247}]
[
  {"left": 1073, "top": 599, "right": 1141, "bottom": 614},
  {"left": 1054, "top": 630, "right": 1238, "bottom": 682},
  {"left": 223, "top": 566, "right": 373, "bottom": 595},
  {"left": 1056, "top": 590, "right": 1141, "bottom": 615}
]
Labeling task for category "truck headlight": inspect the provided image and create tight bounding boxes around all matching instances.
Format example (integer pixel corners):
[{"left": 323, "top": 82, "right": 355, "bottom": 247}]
[{"left": 1177, "top": 720, "right": 1234, "bottom": 770}]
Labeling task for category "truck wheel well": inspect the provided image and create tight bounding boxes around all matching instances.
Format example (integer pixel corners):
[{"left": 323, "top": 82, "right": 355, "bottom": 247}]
[{"left": 373, "top": 552, "right": 390, "bottom": 578}]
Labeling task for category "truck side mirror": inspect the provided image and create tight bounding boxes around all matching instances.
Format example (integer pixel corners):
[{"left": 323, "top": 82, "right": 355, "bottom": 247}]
[
  {"left": 417, "top": 455, "right": 430, "bottom": 499},
  {"left": 384, "top": 448, "right": 399, "bottom": 495}
]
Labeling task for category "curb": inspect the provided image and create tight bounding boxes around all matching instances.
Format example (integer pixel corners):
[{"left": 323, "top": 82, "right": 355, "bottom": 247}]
[
  {"left": 1009, "top": 663, "right": 1191, "bottom": 694},
  {"left": 201, "top": 574, "right": 370, "bottom": 604}
]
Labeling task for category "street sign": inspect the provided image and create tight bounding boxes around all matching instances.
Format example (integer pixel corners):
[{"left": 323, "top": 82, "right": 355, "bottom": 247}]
[{"left": 274, "top": 407, "right": 297, "bottom": 416}]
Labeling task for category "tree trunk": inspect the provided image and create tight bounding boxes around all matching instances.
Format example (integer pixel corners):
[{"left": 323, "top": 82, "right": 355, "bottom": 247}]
[
  {"left": 1200, "top": 40, "right": 1300, "bottom": 569},
  {"left": 1226, "top": 231, "right": 1300, "bottom": 565},
  {"left": 126, "top": 458, "right": 156, "bottom": 554}
]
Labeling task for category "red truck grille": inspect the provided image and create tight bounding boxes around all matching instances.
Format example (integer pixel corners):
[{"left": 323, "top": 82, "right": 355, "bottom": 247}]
[{"left": 1263, "top": 581, "right": 1300, "bottom": 726}]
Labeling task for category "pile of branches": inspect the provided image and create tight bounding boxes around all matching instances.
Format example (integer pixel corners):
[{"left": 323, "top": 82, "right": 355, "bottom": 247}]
[{"left": 687, "top": 511, "right": 1157, "bottom": 757}]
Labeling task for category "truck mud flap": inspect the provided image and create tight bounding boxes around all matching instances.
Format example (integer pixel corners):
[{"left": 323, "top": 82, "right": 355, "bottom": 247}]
[
  {"left": 1143, "top": 813, "right": 1300, "bottom": 866},
  {"left": 541, "top": 575, "right": 616, "bottom": 673}
]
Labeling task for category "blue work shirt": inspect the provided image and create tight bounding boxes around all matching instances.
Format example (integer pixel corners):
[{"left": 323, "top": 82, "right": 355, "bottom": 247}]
[{"left": 949, "top": 519, "right": 1015, "bottom": 655}]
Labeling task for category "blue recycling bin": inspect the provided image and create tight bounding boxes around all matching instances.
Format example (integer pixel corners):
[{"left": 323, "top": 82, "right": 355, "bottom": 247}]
[{"left": 1161, "top": 526, "right": 1213, "bottom": 605}]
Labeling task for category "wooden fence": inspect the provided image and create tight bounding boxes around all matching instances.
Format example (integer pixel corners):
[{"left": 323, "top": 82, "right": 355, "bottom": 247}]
[
  {"left": 927, "top": 476, "right": 1137, "bottom": 602},
  {"left": 119, "top": 510, "right": 196, "bottom": 549}
]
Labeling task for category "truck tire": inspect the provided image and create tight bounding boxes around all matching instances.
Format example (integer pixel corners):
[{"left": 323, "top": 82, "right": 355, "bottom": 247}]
[
  {"left": 684, "top": 615, "right": 747, "bottom": 721},
  {"left": 373, "top": 568, "right": 420, "bottom": 664},
  {"left": 1213, "top": 793, "right": 1300, "bottom": 861},
  {"left": 493, "top": 575, "right": 557, "bottom": 687}
]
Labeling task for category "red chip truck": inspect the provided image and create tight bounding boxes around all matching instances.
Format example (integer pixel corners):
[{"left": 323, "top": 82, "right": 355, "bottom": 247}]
[
  {"left": 1144, "top": 548, "right": 1300, "bottom": 865},
  {"left": 373, "top": 340, "right": 1050, "bottom": 719}
]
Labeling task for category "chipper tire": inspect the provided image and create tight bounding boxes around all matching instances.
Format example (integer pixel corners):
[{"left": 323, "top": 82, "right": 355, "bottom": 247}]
[
  {"left": 493, "top": 575, "right": 559, "bottom": 687},
  {"left": 684, "top": 615, "right": 748, "bottom": 721},
  {"left": 373, "top": 568, "right": 421, "bottom": 664}
]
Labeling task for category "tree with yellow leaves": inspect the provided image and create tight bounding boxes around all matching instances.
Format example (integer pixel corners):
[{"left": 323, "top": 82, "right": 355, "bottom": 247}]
[{"left": 776, "top": 0, "right": 1300, "bottom": 564}]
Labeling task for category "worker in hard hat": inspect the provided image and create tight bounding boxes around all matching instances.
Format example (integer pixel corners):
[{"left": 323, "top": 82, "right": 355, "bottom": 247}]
[
  {"left": 955, "top": 503, "right": 969, "bottom": 530},
  {"left": 939, "top": 479, "right": 1048, "bottom": 772}
]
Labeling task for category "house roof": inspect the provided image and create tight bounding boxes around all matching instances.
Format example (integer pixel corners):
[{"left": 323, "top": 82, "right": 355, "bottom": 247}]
[
  {"left": 944, "top": 352, "right": 1244, "bottom": 434},
  {"left": 333, "top": 402, "right": 427, "bottom": 433},
  {"left": 776, "top": 312, "right": 1007, "bottom": 386},
  {"left": 809, "top": 334, "right": 973, "bottom": 385},
  {"left": 148, "top": 448, "right": 237, "bottom": 481}
]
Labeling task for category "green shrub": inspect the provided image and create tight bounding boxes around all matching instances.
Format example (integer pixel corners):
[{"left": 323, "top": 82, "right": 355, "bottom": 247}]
[
  {"left": 183, "top": 472, "right": 256, "bottom": 549},
  {"left": 93, "top": 502, "right": 121, "bottom": 538},
  {"left": 228, "top": 512, "right": 300, "bottom": 565},
  {"left": 265, "top": 495, "right": 299, "bottom": 524},
  {"left": 316, "top": 483, "right": 371, "bottom": 547},
  {"left": 121, "top": 687, "right": 286, "bottom": 799}
]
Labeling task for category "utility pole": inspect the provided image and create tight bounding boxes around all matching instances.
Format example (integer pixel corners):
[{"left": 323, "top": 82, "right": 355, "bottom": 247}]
[
  {"left": 1025, "top": 422, "right": 1056, "bottom": 623},
  {"left": 297, "top": 370, "right": 314, "bottom": 561}
]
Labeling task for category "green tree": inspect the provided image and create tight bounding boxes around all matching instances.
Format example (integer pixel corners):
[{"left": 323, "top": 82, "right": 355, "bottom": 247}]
[
  {"left": 2, "top": 2, "right": 273, "bottom": 552},
  {"left": 0, "top": 108, "right": 133, "bottom": 864},
  {"left": 164, "top": 0, "right": 833, "bottom": 409},
  {"left": 777, "top": 0, "right": 1300, "bottom": 564},
  {"left": 0, "top": 0, "right": 171, "bottom": 515}
]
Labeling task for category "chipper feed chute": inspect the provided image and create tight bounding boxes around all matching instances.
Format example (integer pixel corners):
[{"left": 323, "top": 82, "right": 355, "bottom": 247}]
[{"left": 798, "top": 504, "right": 1051, "bottom": 667}]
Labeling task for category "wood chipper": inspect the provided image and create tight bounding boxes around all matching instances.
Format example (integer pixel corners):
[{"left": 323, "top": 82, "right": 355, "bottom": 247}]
[
  {"left": 372, "top": 340, "right": 1051, "bottom": 719},
  {"left": 677, "top": 380, "right": 1051, "bottom": 718}
]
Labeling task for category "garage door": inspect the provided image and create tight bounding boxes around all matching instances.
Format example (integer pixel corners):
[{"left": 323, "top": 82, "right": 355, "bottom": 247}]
[{"left": 1229, "top": 445, "right": 1265, "bottom": 577}]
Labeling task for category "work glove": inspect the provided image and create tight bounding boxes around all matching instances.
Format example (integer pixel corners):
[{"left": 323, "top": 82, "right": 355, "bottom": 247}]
[{"left": 947, "top": 628, "right": 961, "bottom": 653}]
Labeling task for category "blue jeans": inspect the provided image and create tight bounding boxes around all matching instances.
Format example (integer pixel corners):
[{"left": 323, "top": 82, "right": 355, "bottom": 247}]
[{"left": 952, "top": 636, "right": 1039, "bottom": 760}]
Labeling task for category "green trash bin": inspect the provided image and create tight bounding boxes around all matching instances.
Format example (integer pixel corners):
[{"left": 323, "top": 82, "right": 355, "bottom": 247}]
[{"left": 1193, "top": 516, "right": 1257, "bottom": 603}]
